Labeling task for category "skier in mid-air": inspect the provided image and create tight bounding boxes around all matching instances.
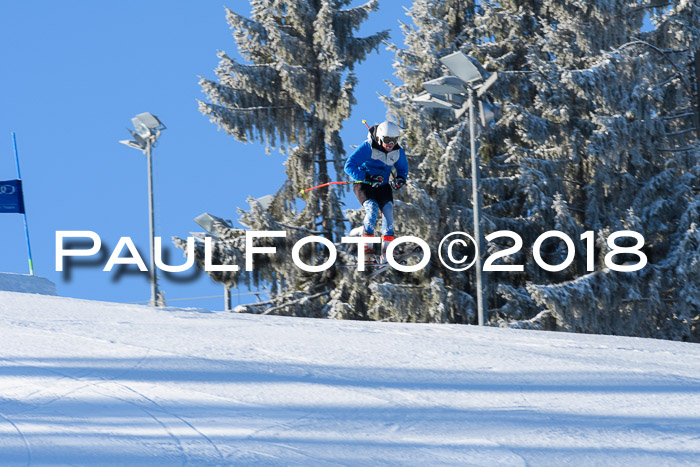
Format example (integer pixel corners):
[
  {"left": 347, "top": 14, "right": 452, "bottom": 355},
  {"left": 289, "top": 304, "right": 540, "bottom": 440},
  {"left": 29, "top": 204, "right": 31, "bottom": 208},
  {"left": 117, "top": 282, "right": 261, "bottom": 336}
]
[{"left": 344, "top": 121, "right": 408, "bottom": 264}]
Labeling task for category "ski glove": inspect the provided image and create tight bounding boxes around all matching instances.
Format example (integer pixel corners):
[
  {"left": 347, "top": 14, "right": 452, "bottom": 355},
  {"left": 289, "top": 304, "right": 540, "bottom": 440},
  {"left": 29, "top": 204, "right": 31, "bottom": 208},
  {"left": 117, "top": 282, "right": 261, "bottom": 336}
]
[
  {"left": 390, "top": 176, "right": 406, "bottom": 190},
  {"left": 366, "top": 174, "right": 384, "bottom": 188}
]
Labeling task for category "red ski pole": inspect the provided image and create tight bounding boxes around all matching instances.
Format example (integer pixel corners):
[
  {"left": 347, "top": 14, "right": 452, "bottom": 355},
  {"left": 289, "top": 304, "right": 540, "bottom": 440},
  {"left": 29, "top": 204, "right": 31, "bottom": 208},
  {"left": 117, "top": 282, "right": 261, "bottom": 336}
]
[
  {"left": 300, "top": 120, "right": 374, "bottom": 195},
  {"left": 299, "top": 180, "right": 366, "bottom": 195}
]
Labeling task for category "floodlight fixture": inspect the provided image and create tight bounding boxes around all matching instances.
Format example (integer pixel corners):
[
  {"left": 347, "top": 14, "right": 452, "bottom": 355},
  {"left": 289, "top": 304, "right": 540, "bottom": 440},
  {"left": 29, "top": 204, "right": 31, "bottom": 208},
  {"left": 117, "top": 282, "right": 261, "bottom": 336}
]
[
  {"left": 454, "top": 98, "right": 494, "bottom": 121},
  {"left": 131, "top": 112, "right": 166, "bottom": 138},
  {"left": 119, "top": 139, "right": 146, "bottom": 150},
  {"left": 194, "top": 212, "right": 230, "bottom": 239},
  {"left": 256, "top": 194, "right": 274, "bottom": 211},
  {"left": 440, "top": 51, "right": 483, "bottom": 83},
  {"left": 412, "top": 92, "right": 462, "bottom": 109},
  {"left": 422, "top": 76, "right": 466, "bottom": 95},
  {"left": 119, "top": 113, "right": 165, "bottom": 152},
  {"left": 412, "top": 93, "right": 453, "bottom": 109},
  {"left": 120, "top": 129, "right": 147, "bottom": 150},
  {"left": 479, "top": 99, "right": 496, "bottom": 126}
]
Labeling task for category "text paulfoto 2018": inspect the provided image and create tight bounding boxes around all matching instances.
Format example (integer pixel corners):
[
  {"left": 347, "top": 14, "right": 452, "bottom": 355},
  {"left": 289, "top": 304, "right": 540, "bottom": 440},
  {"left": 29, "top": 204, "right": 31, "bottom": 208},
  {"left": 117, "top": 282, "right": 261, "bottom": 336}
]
[{"left": 54, "top": 230, "right": 647, "bottom": 274}]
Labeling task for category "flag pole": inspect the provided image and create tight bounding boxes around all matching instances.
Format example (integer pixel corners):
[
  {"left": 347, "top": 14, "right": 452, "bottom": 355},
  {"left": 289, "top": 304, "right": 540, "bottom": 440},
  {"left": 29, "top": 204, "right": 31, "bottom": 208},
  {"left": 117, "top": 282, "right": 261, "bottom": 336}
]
[{"left": 11, "top": 133, "right": 34, "bottom": 275}]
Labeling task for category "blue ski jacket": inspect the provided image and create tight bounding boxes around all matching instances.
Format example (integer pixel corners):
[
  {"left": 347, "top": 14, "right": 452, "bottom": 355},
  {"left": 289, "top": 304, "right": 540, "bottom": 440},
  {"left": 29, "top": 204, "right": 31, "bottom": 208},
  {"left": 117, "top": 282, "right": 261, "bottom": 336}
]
[{"left": 344, "top": 139, "right": 408, "bottom": 186}]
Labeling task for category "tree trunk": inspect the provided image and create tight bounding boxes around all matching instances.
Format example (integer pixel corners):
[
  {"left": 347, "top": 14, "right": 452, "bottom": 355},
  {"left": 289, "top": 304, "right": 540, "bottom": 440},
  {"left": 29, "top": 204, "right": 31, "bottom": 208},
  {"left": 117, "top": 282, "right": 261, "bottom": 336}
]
[{"left": 694, "top": 53, "right": 700, "bottom": 136}]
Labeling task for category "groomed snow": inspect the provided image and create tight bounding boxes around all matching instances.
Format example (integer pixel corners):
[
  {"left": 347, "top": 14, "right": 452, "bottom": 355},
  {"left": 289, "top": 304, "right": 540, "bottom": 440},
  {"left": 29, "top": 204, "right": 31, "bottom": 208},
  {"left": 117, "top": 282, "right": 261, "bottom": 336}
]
[{"left": 0, "top": 291, "right": 698, "bottom": 465}]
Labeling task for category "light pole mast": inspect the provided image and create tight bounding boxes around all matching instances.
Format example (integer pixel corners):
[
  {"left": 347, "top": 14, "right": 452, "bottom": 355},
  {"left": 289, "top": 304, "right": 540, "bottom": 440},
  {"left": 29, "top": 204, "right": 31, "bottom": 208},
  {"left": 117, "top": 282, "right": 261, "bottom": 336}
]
[
  {"left": 468, "top": 87, "right": 487, "bottom": 325},
  {"left": 145, "top": 138, "right": 159, "bottom": 307},
  {"left": 414, "top": 51, "right": 497, "bottom": 326},
  {"left": 120, "top": 112, "right": 166, "bottom": 307}
]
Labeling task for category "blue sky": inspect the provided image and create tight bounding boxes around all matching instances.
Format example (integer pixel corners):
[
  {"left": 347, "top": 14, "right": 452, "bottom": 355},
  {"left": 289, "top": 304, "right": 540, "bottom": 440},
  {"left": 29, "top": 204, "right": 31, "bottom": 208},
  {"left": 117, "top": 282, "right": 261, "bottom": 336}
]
[{"left": 0, "top": 1, "right": 411, "bottom": 309}]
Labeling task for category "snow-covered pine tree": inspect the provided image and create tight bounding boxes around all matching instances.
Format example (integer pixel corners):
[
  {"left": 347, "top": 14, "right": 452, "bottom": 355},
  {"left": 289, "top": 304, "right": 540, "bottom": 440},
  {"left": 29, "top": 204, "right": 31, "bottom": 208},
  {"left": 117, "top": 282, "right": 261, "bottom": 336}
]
[
  {"left": 176, "top": 1, "right": 388, "bottom": 315},
  {"left": 473, "top": 0, "right": 650, "bottom": 326},
  {"left": 515, "top": 0, "right": 698, "bottom": 340},
  {"left": 359, "top": 0, "right": 699, "bottom": 340},
  {"left": 641, "top": 0, "right": 700, "bottom": 340},
  {"left": 475, "top": 0, "right": 700, "bottom": 340}
]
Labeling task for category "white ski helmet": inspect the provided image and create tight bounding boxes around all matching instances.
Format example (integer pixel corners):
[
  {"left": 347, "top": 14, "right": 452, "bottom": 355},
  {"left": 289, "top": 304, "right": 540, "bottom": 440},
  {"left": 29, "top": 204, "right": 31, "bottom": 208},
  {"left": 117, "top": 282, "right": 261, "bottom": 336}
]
[{"left": 376, "top": 121, "right": 400, "bottom": 144}]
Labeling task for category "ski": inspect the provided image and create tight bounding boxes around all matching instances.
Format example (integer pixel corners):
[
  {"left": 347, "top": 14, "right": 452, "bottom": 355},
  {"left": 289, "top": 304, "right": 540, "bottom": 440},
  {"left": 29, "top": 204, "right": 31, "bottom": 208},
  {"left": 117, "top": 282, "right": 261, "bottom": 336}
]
[{"left": 364, "top": 246, "right": 424, "bottom": 279}]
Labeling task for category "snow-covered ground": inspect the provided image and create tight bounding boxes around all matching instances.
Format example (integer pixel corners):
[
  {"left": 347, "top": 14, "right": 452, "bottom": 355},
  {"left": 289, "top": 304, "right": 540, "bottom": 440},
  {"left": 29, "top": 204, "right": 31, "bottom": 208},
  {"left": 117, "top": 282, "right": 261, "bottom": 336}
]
[{"left": 0, "top": 289, "right": 698, "bottom": 466}]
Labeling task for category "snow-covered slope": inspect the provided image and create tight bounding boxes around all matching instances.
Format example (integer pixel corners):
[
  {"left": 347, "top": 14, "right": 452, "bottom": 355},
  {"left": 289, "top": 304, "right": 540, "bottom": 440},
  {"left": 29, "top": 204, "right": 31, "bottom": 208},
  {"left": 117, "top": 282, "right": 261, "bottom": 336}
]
[{"left": 0, "top": 291, "right": 698, "bottom": 466}]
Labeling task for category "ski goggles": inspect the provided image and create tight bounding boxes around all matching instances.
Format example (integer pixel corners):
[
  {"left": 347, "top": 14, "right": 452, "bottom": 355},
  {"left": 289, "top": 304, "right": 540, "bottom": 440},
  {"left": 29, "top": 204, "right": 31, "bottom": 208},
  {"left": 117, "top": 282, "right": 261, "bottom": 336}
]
[{"left": 381, "top": 136, "right": 398, "bottom": 145}]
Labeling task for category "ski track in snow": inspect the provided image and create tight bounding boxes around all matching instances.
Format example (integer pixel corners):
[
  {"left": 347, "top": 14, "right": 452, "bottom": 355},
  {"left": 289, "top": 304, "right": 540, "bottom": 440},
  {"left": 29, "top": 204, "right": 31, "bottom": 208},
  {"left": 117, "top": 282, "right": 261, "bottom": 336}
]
[{"left": 0, "top": 290, "right": 699, "bottom": 465}]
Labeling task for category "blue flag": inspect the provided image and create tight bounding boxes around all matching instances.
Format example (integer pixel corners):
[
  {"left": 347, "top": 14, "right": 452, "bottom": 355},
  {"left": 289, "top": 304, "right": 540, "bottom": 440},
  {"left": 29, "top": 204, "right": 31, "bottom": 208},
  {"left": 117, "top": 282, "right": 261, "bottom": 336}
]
[{"left": 0, "top": 179, "right": 25, "bottom": 214}]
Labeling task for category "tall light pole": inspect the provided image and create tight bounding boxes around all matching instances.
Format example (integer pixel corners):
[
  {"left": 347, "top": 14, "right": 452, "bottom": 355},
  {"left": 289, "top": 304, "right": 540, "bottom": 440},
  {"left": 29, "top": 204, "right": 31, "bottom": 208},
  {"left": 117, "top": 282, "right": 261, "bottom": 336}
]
[
  {"left": 120, "top": 112, "right": 166, "bottom": 307},
  {"left": 467, "top": 86, "right": 486, "bottom": 325},
  {"left": 194, "top": 212, "right": 235, "bottom": 312},
  {"left": 413, "top": 51, "right": 497, "bottom": 326}
]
